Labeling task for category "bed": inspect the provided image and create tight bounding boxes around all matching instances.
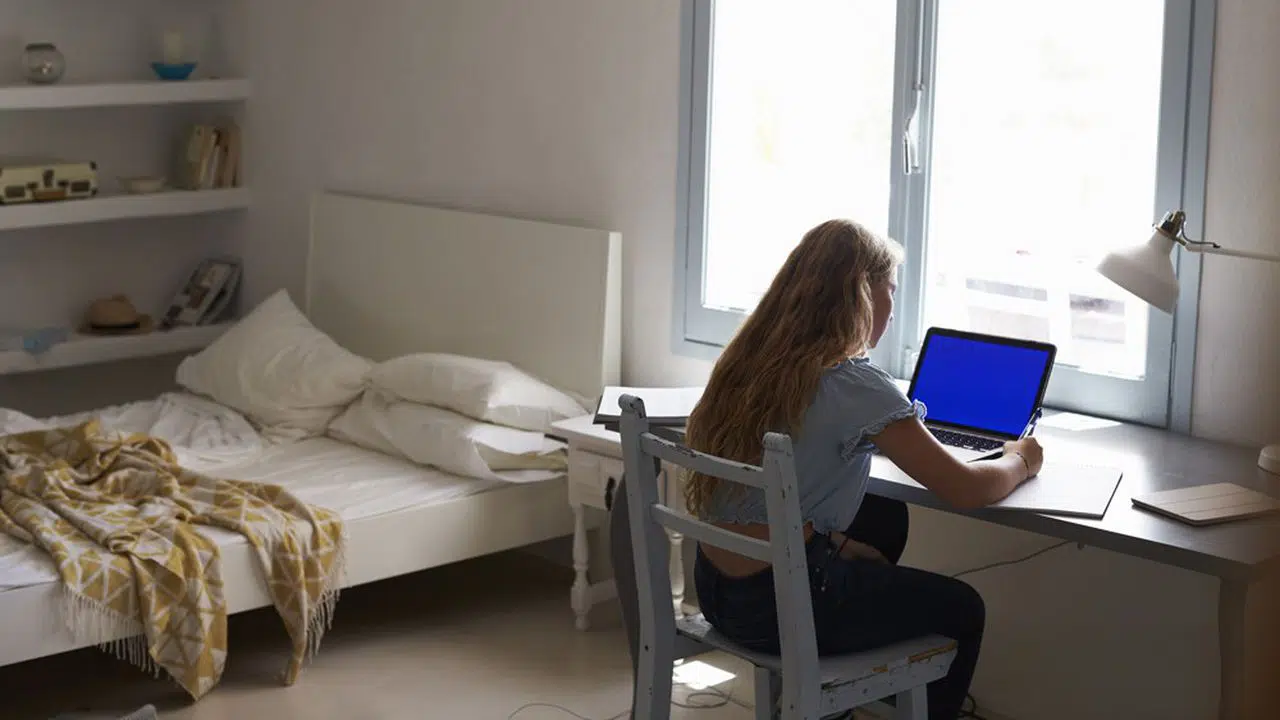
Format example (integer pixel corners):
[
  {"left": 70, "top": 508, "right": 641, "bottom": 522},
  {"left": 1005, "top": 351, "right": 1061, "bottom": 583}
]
[{"left": 0, "top": 191, "right": 621, "bottom": 673}]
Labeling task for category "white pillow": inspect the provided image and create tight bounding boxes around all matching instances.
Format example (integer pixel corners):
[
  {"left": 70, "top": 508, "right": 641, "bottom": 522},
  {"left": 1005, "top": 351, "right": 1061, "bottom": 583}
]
[
  {"left": 328, "top": 390, "right": 568, "bottom": 481},
  {"left": 369, "top": 353, "right": 586, "bottom": 433},
  {"left": 176, "top": 289, "right": 372, "bottom": 438}
]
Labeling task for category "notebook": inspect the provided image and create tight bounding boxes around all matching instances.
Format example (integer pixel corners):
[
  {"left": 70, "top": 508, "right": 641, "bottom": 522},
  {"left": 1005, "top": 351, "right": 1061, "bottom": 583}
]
[
  {"left": 985, "top": 462, "right": 1123, "bottom": 519},
  {"left": 593, "top": 386, "right": 703, "bottom": 429},
  {"left": 1131, "top": 483, "right": 1280, "bottom": 526}
]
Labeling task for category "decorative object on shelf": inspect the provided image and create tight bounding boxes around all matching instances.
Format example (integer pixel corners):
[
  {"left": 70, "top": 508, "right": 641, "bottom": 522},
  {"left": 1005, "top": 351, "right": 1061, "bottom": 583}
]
[
  {"left": 152, "top": 30, "right": 196, "bottom": 81},
  {"left": 163, "top": 30, "right": 184, "bottom": 64},
  {"left": 0, "top": 157, "right": 98, "bottom": 204},
  {"left": 0, "top": 326, "right": 69, "bottom": 355},
  {"left": 119, "top": 175, "right": 166, "bottom": 194},
  {"left": 1097, "top": 208, "right": 1280, "bottom": 475},
  {"left": 162, "top": 256, "right": 242, "bottom": 329},
  {"left": 81, "top": 295, "right": 154, "bottom": 336},
  {"left": 22, "top": 42, "right": 65, "bottom": 85},
  {"left": 151, "top": 61, "right": 197, "bottom": 81},
  {"left": 176, "top": 121, "right": 241, "bottom": 190}
]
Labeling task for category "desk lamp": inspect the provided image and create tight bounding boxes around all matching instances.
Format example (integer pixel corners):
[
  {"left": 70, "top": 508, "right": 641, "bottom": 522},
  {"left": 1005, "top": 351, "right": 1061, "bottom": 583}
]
[{"left": 1097, "top": 210, "right": 1280, "bottom": 475}]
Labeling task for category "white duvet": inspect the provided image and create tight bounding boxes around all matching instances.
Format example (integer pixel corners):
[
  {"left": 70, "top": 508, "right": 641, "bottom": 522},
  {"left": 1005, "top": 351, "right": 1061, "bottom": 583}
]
[
  {"left": 0, "top": 392, "right": 267, "bottom": 470},
  {"left": 0, "top": 392, "right": 503, "bottom": 592}
]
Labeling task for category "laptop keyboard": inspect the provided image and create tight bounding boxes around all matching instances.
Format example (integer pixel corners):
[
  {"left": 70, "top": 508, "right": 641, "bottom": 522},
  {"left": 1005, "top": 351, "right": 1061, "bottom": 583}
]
[{"left": 929, "top": 428, "right": 1004, "bottom": 452}]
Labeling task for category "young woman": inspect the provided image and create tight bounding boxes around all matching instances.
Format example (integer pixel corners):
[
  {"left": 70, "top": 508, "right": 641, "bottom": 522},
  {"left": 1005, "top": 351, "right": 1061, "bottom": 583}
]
[{"left": 684, "top": 219, "right": 1043, "bottom": 719}]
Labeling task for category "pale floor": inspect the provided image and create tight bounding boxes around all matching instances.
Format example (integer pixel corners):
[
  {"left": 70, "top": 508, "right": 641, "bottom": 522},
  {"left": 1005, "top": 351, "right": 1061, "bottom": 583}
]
[{"left": 0, "top": 552, "right": 786, "bottom": 720}]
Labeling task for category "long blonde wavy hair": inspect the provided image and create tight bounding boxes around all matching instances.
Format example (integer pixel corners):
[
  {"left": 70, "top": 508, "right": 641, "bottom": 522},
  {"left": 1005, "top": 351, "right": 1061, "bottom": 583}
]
[{"left": 683, "top": 219, "right": 903, "bottom": 517}]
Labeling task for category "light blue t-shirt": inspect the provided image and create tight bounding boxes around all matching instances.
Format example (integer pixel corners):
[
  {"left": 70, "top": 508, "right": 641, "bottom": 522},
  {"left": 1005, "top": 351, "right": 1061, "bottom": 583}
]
[{"left": 702, "top": 357, "right": 922, "bottom": 534}]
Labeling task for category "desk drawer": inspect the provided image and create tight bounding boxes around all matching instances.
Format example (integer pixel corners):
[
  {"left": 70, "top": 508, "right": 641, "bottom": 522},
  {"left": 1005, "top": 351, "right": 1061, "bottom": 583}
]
[{"left": 568, "top": 449, "right": 624, "bottom": 510}]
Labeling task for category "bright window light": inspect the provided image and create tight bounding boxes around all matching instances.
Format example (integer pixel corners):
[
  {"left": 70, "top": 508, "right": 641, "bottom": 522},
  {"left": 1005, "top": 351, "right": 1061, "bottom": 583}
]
[
  {"left": 701, "top": 0, "right": 896, "bottom": 314},
  {"left": 671, "top": 659, "right": 736, "bottom": 691},
  {"left": 921, "top": 0, "right": 1165, "bottom": 380}
]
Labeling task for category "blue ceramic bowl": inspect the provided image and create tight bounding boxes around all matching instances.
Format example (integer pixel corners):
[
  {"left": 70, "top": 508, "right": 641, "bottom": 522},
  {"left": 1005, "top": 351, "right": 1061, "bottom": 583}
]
[{"left": 151, "top": 62, "right": 197, "bottom": 81}]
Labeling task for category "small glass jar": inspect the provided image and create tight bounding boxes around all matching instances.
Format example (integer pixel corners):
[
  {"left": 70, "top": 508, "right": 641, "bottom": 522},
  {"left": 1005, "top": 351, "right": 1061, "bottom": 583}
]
[{"left": 23, "top": 42, "right": 65, "bottom": 85}]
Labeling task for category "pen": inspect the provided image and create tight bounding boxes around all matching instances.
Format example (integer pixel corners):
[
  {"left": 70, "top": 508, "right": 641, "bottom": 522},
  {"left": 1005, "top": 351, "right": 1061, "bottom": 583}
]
[{"left": 1020, "top": 407, "right": 1043, "bottom": 439}]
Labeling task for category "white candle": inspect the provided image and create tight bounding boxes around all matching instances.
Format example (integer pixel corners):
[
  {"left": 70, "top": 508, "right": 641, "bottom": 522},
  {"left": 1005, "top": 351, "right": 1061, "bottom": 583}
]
[{"left": 163, "top": 31, "right": 184, "bottom": 64}]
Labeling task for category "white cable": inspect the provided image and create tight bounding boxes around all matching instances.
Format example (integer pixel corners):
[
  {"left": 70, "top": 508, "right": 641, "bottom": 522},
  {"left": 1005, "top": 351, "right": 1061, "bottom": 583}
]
[
  {"left": 507, "top": 703, "right": 628, "bottom": 720},
  {"left": 507, "top": 678, "right": 747, "bottom": 719}
]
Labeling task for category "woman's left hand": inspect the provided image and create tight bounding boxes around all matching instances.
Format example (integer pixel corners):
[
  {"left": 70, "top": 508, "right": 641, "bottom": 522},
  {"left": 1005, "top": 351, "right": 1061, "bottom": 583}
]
[{"left": 837, "top": 538, "right": 889, "bottom": 564}]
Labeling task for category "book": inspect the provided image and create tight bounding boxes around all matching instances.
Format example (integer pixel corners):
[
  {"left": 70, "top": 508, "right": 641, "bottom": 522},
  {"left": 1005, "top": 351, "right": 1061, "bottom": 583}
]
[
  {"left": 176, "top": 121, "right": 243, "bottom": 190},
  {"left": 219, "top": 121, "right": 242, "bottom": 189},
  {"left": 594, "top": 386, "right": 704, "bottom": 429}
]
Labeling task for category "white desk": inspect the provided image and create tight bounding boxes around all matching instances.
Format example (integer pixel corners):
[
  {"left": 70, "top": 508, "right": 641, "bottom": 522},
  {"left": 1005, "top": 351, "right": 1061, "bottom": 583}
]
[
  {"left": 551, "top": 411, "right": 1280, "bottom": 719},
  {"left": 550, "top": 414, "right": 688, "bottom": 630}
]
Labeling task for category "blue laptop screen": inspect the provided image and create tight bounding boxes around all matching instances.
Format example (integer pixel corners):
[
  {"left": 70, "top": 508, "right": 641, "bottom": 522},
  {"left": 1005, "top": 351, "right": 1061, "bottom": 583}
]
[{"left": 910, "top": 334, "right": 1053, "bottom": 437}]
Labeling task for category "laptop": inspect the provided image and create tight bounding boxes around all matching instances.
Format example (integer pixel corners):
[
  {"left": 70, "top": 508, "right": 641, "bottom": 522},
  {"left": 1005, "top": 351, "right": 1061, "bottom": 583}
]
[{"left": 906, "top": 328, "right": 1057, "bottom": 463}]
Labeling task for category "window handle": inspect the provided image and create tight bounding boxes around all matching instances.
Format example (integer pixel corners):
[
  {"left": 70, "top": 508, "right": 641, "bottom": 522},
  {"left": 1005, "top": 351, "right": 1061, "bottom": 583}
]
[
  {"left": 903, "top": 87, "right": 923, "bottom": 175},
  {"left": 903, "top": 0, "right": 929, "bottom": 176}
]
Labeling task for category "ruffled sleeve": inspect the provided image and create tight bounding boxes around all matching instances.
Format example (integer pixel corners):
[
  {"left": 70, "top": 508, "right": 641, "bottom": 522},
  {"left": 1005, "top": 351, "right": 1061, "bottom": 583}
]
[{"left": 826, "top": 360, "right": 926, "bottom": 462}]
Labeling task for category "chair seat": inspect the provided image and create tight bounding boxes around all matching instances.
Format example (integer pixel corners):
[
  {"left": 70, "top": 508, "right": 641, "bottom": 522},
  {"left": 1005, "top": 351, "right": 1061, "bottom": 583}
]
[{"left": 676, "top": 613, "right": 957, "bottom": 689}]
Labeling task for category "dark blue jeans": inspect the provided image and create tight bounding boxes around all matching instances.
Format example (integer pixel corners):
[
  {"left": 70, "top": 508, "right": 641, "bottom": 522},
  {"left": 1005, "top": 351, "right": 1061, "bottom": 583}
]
[{"left": 693, "top": 495, "right": 985, "bottom": 720}]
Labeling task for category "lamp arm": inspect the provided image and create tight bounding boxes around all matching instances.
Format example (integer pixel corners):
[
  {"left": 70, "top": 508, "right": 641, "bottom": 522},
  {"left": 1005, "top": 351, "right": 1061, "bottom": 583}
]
[
  {"left": 1157, "top": 211, "right": 1280, "bottom": 263},
  {"left": 1182, "top": 241, "right": 1280, "bottom": 264}
]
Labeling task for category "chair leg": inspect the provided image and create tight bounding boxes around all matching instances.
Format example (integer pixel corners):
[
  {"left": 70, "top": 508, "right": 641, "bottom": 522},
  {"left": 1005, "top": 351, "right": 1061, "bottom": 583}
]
[
  {"left": 893, "top": 685, "right": 927, "bottom": 720},
  {"left": 633, "top": 638, "right": 675, "bottom": 720},
  {"left": 753, "top": 666, "right": 781, "bottom": 719}
]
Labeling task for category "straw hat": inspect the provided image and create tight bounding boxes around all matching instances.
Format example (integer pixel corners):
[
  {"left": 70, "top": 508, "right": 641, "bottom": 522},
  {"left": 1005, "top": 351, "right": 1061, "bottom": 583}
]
[{"left": 81, "top": 295, "right": 154, "bottom": 335}]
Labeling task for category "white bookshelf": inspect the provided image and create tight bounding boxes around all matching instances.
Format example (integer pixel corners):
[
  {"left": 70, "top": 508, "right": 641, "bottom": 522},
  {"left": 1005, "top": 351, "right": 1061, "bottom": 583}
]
[
  {"left": 0, "top": 188, "right": 249, "bottom": 231},
  {"left": 0, "top": 78, "right": 250, "bottom": 110},
  {"left": 0, "top": 5, "right": 250, "bottom": 381},
  {"left": 0, "top": 323, "right": 230, "bottom": 375}
]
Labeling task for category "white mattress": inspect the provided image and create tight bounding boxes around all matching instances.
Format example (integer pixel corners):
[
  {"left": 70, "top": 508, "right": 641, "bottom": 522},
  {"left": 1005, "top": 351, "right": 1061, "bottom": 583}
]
[{"left": 0, "top": 393, "right": 503, "bottom": 593}]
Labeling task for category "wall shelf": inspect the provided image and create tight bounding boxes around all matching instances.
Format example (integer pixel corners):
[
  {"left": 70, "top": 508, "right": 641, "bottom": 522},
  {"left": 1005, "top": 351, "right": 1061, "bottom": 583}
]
[
  {"left": 0, "top": 323, "right": 230, "bottom": 375},
  {"left": 0, "top": 188, "right": 250, "bottom": 231},
  {"left": 0, "top": 78, "right": 250, "bottom": 110}
]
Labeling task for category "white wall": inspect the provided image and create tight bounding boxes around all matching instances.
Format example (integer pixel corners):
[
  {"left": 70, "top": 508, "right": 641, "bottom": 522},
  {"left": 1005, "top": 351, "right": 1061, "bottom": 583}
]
[
  {"left": 1192, "top": 1, "right": 1280, "bottom": 450},
  {"left": 245, "top": 1, "right": 1278, "bottom": 717}
]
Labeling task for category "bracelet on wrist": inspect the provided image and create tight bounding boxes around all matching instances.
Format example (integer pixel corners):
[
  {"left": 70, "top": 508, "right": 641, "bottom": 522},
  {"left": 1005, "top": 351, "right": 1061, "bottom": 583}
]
[{"left": 1011, "top": 450, "right": 1031, "bottom": 478}]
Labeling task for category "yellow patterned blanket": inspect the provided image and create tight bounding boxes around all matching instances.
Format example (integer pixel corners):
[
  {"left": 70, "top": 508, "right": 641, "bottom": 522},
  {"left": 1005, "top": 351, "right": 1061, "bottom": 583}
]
[{"left": 0, "top": 421, "right": 346, "bottom": 700}]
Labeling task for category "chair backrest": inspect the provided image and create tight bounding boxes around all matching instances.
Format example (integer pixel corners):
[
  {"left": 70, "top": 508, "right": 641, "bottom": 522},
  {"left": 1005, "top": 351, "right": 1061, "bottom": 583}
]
[{"left": 617, "top": 394, "right": 820, "bottom": 714}]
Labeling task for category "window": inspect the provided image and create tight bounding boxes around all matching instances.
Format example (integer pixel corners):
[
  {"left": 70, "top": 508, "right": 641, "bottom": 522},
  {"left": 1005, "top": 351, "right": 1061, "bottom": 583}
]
[{"left": 676, "top": 0, "right": 1215, "bottom": 427}]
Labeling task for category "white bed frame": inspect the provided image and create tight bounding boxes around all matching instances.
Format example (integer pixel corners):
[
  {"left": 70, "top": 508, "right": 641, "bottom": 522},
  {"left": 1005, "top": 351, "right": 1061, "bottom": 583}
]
[{"left": 1, "top": 191, "right": 621, "bottom": 669}]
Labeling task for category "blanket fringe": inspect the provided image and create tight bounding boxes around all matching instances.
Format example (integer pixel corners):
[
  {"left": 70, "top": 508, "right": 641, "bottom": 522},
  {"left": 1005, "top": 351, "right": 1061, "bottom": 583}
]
[
  {"left": 305, "top": 528, "right": 349, "bottom": 660},
  {"left": 60, "top": 586, "right": 160, "bottom": 678}
]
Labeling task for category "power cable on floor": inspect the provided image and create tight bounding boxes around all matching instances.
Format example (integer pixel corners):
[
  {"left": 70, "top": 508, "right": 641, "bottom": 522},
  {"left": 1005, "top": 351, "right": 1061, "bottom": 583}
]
[{"left": 507, "top": 677, "right": 747, "bottom": 719}]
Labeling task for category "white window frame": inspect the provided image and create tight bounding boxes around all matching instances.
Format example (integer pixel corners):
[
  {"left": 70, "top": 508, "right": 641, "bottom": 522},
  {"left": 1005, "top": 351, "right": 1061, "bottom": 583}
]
[{"left": 672, "top": 0, "right": 1216, "bottom": 430}]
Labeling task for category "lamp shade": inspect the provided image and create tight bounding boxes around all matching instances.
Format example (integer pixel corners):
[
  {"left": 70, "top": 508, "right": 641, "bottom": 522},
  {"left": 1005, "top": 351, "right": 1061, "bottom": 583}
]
[{"left": 1096, "top": 229, "right": 1180, "bottom": 313}]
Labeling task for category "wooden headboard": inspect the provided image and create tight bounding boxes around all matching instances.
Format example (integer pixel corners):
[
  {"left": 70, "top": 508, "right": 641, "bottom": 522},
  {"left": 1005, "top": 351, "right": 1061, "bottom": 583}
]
[{"left": 306, "top": 192, "right": 621, "bottom": 404}]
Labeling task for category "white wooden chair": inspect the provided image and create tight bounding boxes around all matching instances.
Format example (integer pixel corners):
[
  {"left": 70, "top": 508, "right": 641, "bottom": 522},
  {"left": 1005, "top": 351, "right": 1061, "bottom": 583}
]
[{"left": 617, "top": 394, "right": 957, "bottom": 719}]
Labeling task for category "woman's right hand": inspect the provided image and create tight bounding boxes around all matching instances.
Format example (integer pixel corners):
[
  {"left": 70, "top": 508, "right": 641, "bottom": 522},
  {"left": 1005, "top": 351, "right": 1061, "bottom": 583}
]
[{"left": 1003, "top": 437, "right": 1044, "bottom": 480}]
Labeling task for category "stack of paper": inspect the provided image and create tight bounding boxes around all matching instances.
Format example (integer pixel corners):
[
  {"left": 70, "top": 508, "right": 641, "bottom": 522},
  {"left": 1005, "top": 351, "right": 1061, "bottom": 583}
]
[{"left": 593, "top": 386, "right": 704, "bottom": 427}]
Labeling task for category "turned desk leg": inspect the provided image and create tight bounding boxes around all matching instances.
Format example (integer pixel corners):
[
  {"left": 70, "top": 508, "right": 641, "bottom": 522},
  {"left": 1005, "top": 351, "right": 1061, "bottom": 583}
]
[
  {"left": 1218, "top": 578, "right": 1247, "bottom": 720},
  {"left": 668, "top": 530, "right": 685, "bottom": 617},
  {"left": 664, "top": 463, "right": 686, "bottom": 617},
  {"left": 571, "top": 501, "right": 590, "bottom": 631}
]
